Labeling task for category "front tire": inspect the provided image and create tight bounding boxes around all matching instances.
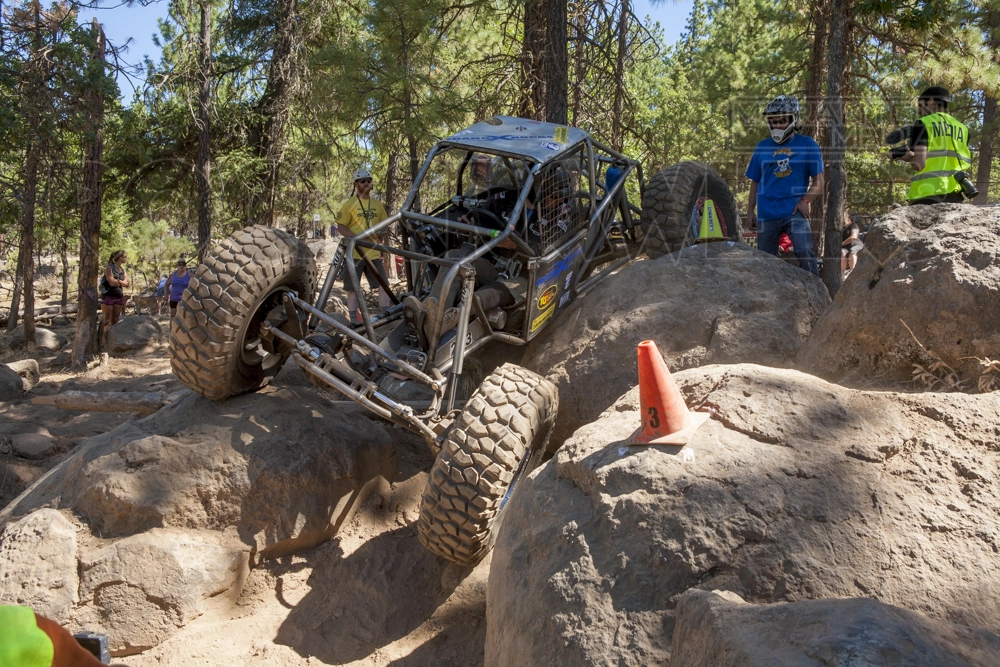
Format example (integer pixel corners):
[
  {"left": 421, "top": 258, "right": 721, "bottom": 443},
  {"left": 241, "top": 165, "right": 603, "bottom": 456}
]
[
  {"left": 417, "top": 363, "right": 558, "bottom": 566},
  {"left": 169, "top": 225, "right": 317, "bottom": 400},
  {"left": 640, "top": 161, "right": 740, "bottom": 258}
]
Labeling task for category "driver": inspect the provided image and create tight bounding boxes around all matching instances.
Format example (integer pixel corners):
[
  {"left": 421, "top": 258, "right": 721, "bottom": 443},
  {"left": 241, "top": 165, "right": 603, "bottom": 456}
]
[{"left": 463, "top": 154, "right": 493, "bottom": 197}]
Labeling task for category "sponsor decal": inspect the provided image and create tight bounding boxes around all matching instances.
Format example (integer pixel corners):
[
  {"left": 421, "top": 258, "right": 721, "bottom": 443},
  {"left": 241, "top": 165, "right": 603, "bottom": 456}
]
[
  {"left": 535, "top": 246, "right": 584, "bottom": 289},
  {"left": 558, "top": 292, "right": 570, "bottom": 308},
  {"left": 531, "top": 305, "right": 555, "bottom": 331},
  {"left": 514, "top": 125, "right": 528, "bottom": 132},
  {"left": 486, "top": 116, "right": 504, "bottom": 125},
  {"left": 455, "top": 134, "right": 554, "bottom": 142},
  {"left": 554, "top": 126, "right": 569, "bottom": 143},
  {"left": 539, "top": 141, "right": 561, "bottom": 151},
  {"left": 537, "top": 284, "right": 558, "bottom": 311}
]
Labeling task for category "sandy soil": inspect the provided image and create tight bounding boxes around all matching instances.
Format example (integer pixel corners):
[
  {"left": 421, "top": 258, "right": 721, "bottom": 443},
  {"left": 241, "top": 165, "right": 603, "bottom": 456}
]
[{"left": 1, "top": 312, "right": 489, "bottom": 667}]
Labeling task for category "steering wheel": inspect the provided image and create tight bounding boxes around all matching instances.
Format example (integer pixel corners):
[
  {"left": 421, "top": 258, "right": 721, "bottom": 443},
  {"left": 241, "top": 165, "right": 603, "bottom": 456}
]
[{"left": 466, "top": 207, "right": 507, "bottom": 234}]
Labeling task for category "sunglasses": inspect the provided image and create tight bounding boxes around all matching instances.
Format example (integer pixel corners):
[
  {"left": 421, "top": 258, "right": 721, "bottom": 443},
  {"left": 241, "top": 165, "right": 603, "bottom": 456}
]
[
  {"left": 356, "top": 179, "right": 372, "bottom": 184},
  {"left": 766, "top": 116, "right": 792, "bottom": 127}
]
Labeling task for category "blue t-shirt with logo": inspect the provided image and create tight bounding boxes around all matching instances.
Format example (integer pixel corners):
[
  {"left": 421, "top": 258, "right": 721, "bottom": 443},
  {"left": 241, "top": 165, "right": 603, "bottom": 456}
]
[{"left": 745, "top": 133, "right": 824, "bottom": 221}]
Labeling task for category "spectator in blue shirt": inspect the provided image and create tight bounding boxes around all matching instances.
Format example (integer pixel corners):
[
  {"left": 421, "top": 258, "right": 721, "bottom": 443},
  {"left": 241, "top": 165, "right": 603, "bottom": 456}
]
[{"left": 746, "top": 95, "right": 824, "bottom": 276}]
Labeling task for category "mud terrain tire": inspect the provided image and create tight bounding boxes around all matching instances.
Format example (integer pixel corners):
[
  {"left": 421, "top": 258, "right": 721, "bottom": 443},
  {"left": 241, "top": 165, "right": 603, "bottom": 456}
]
[
  {"left": 169, "top": 225, "right": 317, "bottom": 400},
  {"left": 418, "top": 363, "right": 558, "bottom": 566},
  {"left": 640, "top": 161, "right": 740, "bottom": 258}
]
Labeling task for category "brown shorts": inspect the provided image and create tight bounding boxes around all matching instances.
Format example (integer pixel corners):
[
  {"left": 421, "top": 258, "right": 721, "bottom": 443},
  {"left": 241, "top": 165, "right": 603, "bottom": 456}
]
[{"left": 102, "top": 295, "right": 127, "bottom": 306}]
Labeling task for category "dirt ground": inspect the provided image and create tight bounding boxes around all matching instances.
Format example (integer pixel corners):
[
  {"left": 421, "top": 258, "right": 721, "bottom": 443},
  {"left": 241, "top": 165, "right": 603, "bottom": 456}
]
[{"left": 0, "top": 310, "right": 489, "bottom": 666}]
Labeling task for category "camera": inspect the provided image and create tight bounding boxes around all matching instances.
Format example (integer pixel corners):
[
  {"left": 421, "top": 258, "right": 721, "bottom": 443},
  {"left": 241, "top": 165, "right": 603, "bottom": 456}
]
[
  {"left": 954, "top": 171, "right": 980, "bottom": 199},
  {"left": 885, "top": 124, "right": 914, "bottom": 160},
  {"left": 73, "top": 631, "right": 111, "bottom": 664}
]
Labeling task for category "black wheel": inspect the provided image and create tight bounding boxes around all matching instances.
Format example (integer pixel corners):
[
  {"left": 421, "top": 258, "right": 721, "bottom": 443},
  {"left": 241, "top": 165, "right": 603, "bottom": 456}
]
[
  {"left": 169, "top": 225, "right": 317, "bottom": 400},
  {"left": 417, "top": 363, "right": 558, "bottom": 566},
  {"left": 640, "top": 161, "right": 740, "bottom": 258}
]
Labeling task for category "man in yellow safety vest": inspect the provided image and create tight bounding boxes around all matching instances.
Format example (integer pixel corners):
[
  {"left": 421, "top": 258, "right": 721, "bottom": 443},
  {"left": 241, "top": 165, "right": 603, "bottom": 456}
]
[{"left": 899, "top": 86, "right": 972, "bottom": 205}]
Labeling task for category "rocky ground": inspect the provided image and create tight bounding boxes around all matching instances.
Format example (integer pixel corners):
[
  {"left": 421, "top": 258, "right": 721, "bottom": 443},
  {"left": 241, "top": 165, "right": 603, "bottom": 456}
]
[{"left": 2, "top": 206, "right": 999, "bottom": 666}]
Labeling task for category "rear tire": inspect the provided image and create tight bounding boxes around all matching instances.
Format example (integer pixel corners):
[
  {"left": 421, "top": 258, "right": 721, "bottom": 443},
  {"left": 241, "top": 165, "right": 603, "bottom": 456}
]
[
  {"left": 169, "top": 225, "right": 317, "bottom": 400},
  {"left": 417, "top": 363, "right": 558, "bottom": 566},
  {"left": 640, "top": 161, "right": 740, "bottom": 258}
]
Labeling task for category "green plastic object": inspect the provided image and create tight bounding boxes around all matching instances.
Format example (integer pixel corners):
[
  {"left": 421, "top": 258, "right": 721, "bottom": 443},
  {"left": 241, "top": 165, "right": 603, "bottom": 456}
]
[{"left": 0, "top": 606, "right": 54, "bottom": 667}]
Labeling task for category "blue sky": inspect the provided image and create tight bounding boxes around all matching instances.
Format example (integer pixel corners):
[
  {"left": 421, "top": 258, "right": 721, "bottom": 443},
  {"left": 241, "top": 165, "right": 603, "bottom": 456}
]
[{"left": 78, "top": 0, "right": 694, "bottom": 98}]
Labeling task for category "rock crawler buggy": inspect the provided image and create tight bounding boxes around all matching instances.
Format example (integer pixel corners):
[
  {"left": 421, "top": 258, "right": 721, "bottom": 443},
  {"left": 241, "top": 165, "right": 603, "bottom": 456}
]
[{"left": 168, "top": 116, "right": 741, "bottom": 566}]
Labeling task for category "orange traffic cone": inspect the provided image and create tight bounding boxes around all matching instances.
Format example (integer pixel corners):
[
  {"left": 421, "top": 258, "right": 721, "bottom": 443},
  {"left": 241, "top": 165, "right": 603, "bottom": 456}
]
[{"left": 628, "top": 340, "right": 710, "bottom": 445}]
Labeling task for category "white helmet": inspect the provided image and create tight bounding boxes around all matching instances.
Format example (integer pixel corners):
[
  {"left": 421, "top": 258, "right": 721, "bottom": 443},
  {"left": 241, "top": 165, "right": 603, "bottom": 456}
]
[
  {"left": 353, "top": 168, "right": 372, "bottom": 182},
  {"left": 763, "top": 95, "right": 801, "bottom": 144}
]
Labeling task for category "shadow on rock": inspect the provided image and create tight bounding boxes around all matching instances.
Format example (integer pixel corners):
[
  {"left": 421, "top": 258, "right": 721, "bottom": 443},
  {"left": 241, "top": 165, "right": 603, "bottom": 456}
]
[
  {"left": 276, "top": 524, "right": 470, "bottom": 664},
  {"left": 388, "top": 598, "right": 486, "bottom": 667}
]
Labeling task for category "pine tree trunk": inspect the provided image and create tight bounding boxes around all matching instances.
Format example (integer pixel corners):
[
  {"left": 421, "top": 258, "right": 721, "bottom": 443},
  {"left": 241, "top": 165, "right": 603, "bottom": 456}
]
[
  {"left": 976, "top": 8, "right": 1000, "bottom": 204},
  {"left": 196, "top": 0, "right": 212, "bottom": 261},
  {"left": 974, "top": 94, "right": 996, "bottom": 204},
  {"left": 249, "top": 0, "right": 299, "bottom": 226},
  {"left": 805, "top": 0, "right": 829, "bottom": 246},
  {"left": 610, "top": 0, "right": 629, "bottom": 150},
  {"left": 544, "top": 0, "right": 568, "bottom": 125},
  {"left": 18, "top": 140, "right": 38, "bottom": 345},
  {"left": 521, "top": 0, "right": 547, "bottom": 119},
  {"left": 821, "top": 0, "right": 851, "bottom": 296},
  {"left": 59, "top": 236, "right": 68, "bottom": 307},
  {"left": 72, "top": 20, "right": 105, "bottom": 369},
  {"left": 6, "top": 246, "right": 23, "bottom": 333}
]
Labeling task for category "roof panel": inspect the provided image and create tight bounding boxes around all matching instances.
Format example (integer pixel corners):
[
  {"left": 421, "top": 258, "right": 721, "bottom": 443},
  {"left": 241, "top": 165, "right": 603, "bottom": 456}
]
[{"left": 441, "top": 116, "right": 590, "bottom": 164}]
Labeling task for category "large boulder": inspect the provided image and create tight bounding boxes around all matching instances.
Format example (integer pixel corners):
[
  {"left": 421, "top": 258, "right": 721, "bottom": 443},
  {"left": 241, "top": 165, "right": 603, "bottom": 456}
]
[
  {"left": 521, "top": 243, "right": 829, "bottom": 445},
  {"left": 671, "top": 590, "right": 1000, "bottom": 666},
  {"left": 74, "top": 529, "right": 247, "bottom": 655},
  {"left": 798, "top": 204, "right": 1000, "bottom": 386},
  {"left": 6, "top": 359, "right": 40, "bottom": 391},
  {"left": 0, "top": 364, "right": 22, "bottom": 400},
  {"left": 0, "top": 509, "right": 79, "bottom": 623},
  {"left": 107, "top": 314, "right": 162, "bottom": 353},
  {"left": 3, "top": 325, "right": 67, "bottom": 351},
  {"left": 1, "top": 385, "right": 398, "bottom": 557},
  {"left": 486, "top": 364, "right": 1000, "bottom": 667}
]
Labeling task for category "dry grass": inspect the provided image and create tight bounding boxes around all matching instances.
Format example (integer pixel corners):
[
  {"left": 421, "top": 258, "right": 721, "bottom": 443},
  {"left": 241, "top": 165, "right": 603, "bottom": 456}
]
[{"left": 902, "top": 319, "right": 999, "bottom": 394}]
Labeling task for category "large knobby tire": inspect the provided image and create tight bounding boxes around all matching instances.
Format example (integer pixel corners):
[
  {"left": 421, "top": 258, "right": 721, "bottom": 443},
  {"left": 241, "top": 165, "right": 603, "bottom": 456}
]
[
  {"left": 169, "top": 225, "right": 317, "bottom": 400},
  {"left": 640, "top": 161, "right": 741, "bottom": 258},
  {"left": 418, "top": 363, "right": 558, "bottom": 566}
]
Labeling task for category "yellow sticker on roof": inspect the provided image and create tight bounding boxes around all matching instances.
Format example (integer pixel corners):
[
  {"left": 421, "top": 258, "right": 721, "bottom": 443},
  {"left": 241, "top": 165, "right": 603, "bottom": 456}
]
[{"left": 554, "top": 126, "right": 569, "bottom": 144}]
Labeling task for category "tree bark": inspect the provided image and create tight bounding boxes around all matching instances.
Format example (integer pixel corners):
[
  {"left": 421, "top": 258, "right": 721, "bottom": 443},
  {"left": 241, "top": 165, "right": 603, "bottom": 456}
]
[
  {"left": 72, "top": 19, "right": 105, "bottom": 369},
  {"left": 6, "top": 246, "right": 23, "bottom": 333},
  {"left": 806, "top": 0, "right": 829, "bottom": 253},
  {"left": 974, "top": 94, "right": 997, "bottom": 204},
  {"left": 520, "top": 0, "right": 547, "bottom": 119},
  {"left": 544, "top": 0, "right": 568, "bottom": 125},
  {"left": 610, "top": 0, "right": 629, "bottom": 150},
  {"left": 196, "top": 0, "right": 212, "bottom": 260},
  {"left": 248, "top": 0, "right": 299, "bottom": 226},
  {"left": 59, "top": 235, "right": 68, "bottom": 307},
  {"left": 975, "top": 7, "right": 1000, "bottom": 204},
  {"left": 821, "top": 0, "right": 851, "bottom": 296},
  {"left": 32, "top": 390, "right": 174, "bottom": 416}
]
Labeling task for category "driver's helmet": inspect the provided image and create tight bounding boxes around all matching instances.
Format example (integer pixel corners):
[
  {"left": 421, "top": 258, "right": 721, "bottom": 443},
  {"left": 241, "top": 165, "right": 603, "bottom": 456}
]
[
  {"left": 540, "top": 165, "right": 572, "bottom": 201},
  {"left": 536, "top": 166, "right": 572, "bottom": 222},
  {"left": 469, "top": 155, "right": 491, "bottom": 186},
  {"left": 762, "top": 95, "right": 801, "bottom": 144}
]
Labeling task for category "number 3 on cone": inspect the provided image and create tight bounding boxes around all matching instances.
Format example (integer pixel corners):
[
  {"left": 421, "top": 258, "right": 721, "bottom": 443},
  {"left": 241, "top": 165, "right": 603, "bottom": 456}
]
[{"left": 647, "top": 407, "right": 660, "bottom": 429}]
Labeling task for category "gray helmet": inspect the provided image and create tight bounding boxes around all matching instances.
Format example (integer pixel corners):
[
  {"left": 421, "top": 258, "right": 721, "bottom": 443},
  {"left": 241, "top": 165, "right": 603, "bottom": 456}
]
[{"left": 763, "top": 95, "right": 801, "bottom": 143}]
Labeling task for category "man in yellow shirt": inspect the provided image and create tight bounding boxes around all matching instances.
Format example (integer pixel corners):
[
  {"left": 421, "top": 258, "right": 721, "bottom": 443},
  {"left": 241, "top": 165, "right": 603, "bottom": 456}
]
[{"left": 334, "top": 168, "right": 393, "bottom": 322}]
